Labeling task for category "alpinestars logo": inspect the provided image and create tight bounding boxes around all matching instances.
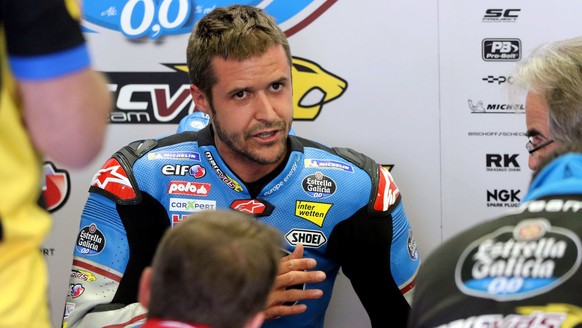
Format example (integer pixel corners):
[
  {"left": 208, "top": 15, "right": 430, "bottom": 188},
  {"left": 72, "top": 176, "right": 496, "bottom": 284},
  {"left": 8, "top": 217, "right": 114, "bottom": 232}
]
[{"left": 231, "top": 199, "right": 274, "bottom": 217}]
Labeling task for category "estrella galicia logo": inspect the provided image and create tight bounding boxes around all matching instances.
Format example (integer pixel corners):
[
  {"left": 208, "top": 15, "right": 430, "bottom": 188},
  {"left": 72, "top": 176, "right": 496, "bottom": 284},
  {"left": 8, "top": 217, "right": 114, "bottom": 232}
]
[
  {"left": 82, "top": 0, "right": 337, "bottom": 39},
  {"left": 455, "top": 219, "right": 581, "bottom": 301},
  {"left": 75, "top": 224, "right": 106, "bottom": 256},
  {"left": 482, "top": 38, "right": 521, "bottom": 61},
  {"left": 302, "top": 172, "right": 336, "bottom": 199}
]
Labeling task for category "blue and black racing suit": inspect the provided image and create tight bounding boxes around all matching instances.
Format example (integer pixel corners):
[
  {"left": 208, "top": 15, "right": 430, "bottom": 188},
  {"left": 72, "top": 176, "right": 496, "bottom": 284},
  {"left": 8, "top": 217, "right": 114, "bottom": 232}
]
[{"left": 63, "top": 125, "right": 420, "bottom": 328}]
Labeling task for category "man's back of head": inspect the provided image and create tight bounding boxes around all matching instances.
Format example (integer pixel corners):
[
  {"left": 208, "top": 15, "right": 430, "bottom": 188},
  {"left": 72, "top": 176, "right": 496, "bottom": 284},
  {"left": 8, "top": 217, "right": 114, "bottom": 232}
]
[{"left": 139, "top": 210, "right": 283, "bottom": 328}]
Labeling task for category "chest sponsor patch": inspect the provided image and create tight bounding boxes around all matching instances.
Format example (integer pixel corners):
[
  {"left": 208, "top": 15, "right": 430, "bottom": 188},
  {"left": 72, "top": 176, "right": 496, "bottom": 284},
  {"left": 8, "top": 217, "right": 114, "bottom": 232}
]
[
  {"left": 455, "top": 218, "right": 581, "bottom": 301},
  {"left": 167, "top": 181, "right": 210, "bottom": 196},
  {"left": 75, "top": 223, "right": 106, "bottom": 256},
  {"left": 148, "top": 151, "right": 200, "bottom": 161},
  {"left": 295, "top": 200, "right": 332, "bottom": 227},
  {"left": 169, "top": 198, "right": 216, "bottom": 212},
  {"left": 230, "top": 199, "right": 274, "bottom": 217},
  {"left": 285, "top": 229, "right": 327, "bottom": 248},
  {"left": 91, "top": 158, "right": 136, "bottom": 200},
  {"left": 302, "top": 172, "right": 336, "bottom": 199}
]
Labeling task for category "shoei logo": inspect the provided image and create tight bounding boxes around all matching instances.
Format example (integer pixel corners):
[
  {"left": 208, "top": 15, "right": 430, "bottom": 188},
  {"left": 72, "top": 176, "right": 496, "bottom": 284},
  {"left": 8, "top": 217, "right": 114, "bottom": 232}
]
[
  {"left": 81, "top": 1, "right": 337, "bottom": 39},
  {"left": 285, "top": 229, "right": 327, "bottom": 248}
]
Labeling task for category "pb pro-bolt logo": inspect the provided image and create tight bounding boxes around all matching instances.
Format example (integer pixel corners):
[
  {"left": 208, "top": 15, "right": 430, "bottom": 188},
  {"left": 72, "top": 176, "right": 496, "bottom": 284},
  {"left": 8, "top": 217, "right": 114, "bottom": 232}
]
[{"left": 482, "top": 38, "right": 521, "bottom": 62}]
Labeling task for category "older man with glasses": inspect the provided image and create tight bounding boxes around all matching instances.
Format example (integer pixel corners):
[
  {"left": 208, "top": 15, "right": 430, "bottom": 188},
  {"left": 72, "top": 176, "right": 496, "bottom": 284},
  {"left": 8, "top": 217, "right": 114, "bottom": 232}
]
[{"left": 511, "top": 36, "right": 582, "bottom": 170}]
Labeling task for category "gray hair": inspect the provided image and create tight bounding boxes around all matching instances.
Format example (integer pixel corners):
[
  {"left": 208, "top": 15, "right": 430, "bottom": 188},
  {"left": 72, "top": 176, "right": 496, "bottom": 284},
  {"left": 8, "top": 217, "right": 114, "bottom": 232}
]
[{"left": 511, "top": 36, "right": 582, "bottom": 144}]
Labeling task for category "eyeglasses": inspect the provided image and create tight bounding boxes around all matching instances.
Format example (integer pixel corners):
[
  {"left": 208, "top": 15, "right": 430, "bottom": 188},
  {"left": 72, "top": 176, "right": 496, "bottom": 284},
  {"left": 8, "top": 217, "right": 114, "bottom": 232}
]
[{"left": 525, "top": 136, "right": 554, "bottom": 155}]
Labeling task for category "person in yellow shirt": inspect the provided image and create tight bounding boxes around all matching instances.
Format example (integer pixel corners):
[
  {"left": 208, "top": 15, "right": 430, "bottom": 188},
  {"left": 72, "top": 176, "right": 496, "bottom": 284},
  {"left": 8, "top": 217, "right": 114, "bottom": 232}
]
[{"left": 0, "top": 1, "right": 111, "bottom": 326}]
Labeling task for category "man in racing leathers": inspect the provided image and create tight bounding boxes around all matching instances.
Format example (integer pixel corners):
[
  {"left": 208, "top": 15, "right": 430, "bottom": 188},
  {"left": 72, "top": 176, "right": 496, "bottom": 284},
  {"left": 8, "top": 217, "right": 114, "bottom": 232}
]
[
  {"left": 62, "top": 5, "right": 420, "bottom": 328},
  {"left": 408, "top": 145, "right": 582, "bottom": 328}
]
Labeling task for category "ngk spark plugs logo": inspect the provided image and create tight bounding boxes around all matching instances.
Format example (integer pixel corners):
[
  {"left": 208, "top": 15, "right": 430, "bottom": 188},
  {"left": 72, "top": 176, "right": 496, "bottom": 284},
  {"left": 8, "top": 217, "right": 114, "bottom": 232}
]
[
  {"left": 107, "top": 58, "right": 347, "bottom": 123},
  {"left": 455, "top": 219, "right": 581, "bottom": 301},
  {"left": 82, "top": 1, "right": 337, "bottom": 39},
  {"left": 482, "top": 39, "right": 521, "bottom": 62},
  {"left": 487, "top": 189, "right": 521, "bottom": 208}
]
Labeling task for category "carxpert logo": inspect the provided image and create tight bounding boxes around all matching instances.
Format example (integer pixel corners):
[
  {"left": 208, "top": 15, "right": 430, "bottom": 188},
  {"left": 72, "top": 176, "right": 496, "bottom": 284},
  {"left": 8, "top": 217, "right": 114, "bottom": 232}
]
[
  {"left": 82, "top": 0, "right": 337, "bottom": 39},
  {"left": 482, "top": 38, "right": 521, "bottom": 62},
  {"left": 107, "top": 58, "right": 347, "bottom": 123}
]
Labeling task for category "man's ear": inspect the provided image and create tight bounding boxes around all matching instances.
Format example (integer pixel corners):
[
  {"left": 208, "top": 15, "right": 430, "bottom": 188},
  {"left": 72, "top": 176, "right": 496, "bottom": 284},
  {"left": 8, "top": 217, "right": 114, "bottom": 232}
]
[
  {"left": 190, "top": 84, "right": 211, "bottom": 115},
  {"left": 138, "top": 267, "right": 153, "bottom": 309}
]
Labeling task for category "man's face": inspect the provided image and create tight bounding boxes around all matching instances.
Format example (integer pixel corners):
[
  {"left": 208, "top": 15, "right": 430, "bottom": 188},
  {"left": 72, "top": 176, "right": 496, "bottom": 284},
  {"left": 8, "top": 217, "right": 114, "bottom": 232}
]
[
  {"left": 525, "top": 92, "right": 558, "bottom": 170},
  {"left": 191, "top": 45, "right": 293, "bottom": 172}
]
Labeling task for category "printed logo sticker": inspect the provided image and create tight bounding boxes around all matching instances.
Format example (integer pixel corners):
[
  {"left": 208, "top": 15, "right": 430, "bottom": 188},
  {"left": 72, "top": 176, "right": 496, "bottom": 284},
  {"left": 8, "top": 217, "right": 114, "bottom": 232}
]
[
  {"left": 231, "top": 199, "right": 274, "bottom": 217},
  {"left": 295, "top": 200, "right": 332, "bottom": 227},
  {"left": 205, "top": 151, "right": 243, "bottom": 192},
  {"left": 169, "top": 198, "right": 216, "bottom": 212},
  {"left": 304, "top": 159, "right": 353, "bottom": 173},
  {"left": 408, "top": 229, "right": 419, "bottom": 261},
  {"left": 75, "top": 223, "right": 106, "bottom": 256},
  {"left": 148, "top": 151, "right": 200, "bottom": 161},
  {"left": 91, "top": 158, "right": 136, "bottom": 200},
  {"left": 69, "top": 283, "right": 85, "bottom": 298},
  {"left": 263, "top": 157, "right": 299, "bottom": 196},
  {"left": 71, "top": 269, "right": 97, "bottom": 283},
  {"left": 285, "top": 229, "right": 327, "bottom": 248},
  {"left": 455, "top": 218, "right": 581, "bottom": 301},
  {"left": 302, "top": 172, "right": 336, "bottom": 199},
  {"left": 167, "top": 181, "right": 210, "bottom": 196}
]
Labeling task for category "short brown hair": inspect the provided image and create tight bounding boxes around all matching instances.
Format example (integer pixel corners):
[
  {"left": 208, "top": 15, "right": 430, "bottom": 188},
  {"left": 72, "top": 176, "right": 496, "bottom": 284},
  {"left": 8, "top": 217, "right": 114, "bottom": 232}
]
[
  {"left": 147, "top": 210, "right": 282, "bottom": 328},
  {"left": 186, "top": 5, "right": 291, "bottom": 104}
]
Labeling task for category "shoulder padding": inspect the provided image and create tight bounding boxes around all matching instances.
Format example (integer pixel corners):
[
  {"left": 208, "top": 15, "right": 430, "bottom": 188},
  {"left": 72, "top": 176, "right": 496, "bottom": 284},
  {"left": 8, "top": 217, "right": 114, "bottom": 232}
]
[
  {"left": 88, "top": 139, "right": 158, "bottom": 205},
  {"left": 333, "top": 147, "right": 401, "bottom": 216}
]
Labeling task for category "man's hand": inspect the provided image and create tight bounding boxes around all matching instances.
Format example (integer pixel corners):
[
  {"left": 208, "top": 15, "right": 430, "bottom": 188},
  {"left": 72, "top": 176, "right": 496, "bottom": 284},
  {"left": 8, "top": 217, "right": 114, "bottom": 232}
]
[{"left": 264, "top": 244, "right": 326, "bottom": 320}]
